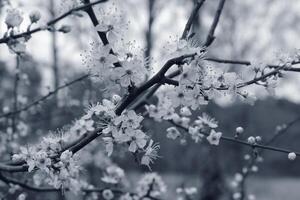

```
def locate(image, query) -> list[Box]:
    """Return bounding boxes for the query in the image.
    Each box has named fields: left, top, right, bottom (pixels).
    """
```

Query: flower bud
left=17, top=193, right=26, bottom=200
left=3, top=106, right=10, bottom=113
left=112, top=94, right=121, bottom=104
left=288, top=152, right=296, bottom=161
left=29, top=10, right=41, bottom=23
left=5, top=8, right=23, bottom=28
left=255, top=136, right=262, bottom=142
left=102, top=189, right=114, bottom=200
left=236, top=126, right=244, bottom=134
left=247, top=136, right=256, bottom=144
left=180, top=106, right=192, bottom=116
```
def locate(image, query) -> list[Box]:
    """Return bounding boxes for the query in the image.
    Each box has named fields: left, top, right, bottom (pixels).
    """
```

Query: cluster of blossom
left=172, top=60, right=248, bottom=108
left=58, top=0, right=81, bottom=14
left=162, top=44, right=300, bottom=111
left=247, top=135, right=262, bottom=145
left=101, top=165, right=125, bottom=184
left=57, top=169, right=164, bottom=200
left=3, top=7, right=72, bottom=55
left=0, top=185, right=28, bottom=200
left=1, top=120, right=29, bottom=139
left=68, top=96, right=158, bottom=168
left=146, top=96, right=222, bottom=146
left=3, top=8, right=38, bottom=54
left=135, top=172, right=167, bottom=198
left=248, top=49, right=300, bottom=96
left=163, top=38, right=260, bottom=107
left=84, top=42, right=149, bottom=93
left=84, top=5, right=150, bottom=94
left=232, top=192, right=256, bottom=200
left=12, top=137, right=82, bottom=192
left=168, top=112, right=222, bottom=145
left=95, top=5, right=128, bottom=45
left=176, top=186, right=198, bottom=200
left=64, top=95, right=159, bottom=170
left=84, top=172, right=166, bottom=200
left=7, top=91, right=162, bottom=195
left=100, top=108, right=160, bottom=167
left=230, top=153, right=261, bottom=200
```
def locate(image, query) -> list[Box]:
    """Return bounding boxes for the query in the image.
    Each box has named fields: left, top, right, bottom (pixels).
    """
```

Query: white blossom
left=288, top=152, right=296, bottom=161
left=195, top=113, right=218, bottom=129
left=101, top=165, right=125, bottom=184
left=29, top=10, right=41, bottom=23
left=136, top=173, right=166, bottom=198
left=102, top=189, right=114, bottom=200
left=236, top=127, right=244, bottom=134
left=166, top=127, right=181, bottom=140
left=141, top=140, right=160, bottom=169
left=247, top=136, right=256, bottom=145
left=207, top=129, right=222, bottom=145
left=5, top=8, right=23, bottom=28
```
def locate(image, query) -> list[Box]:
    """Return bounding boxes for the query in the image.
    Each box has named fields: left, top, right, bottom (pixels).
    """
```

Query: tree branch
left=0, top=74, right=89, bottom=119
left=181, top=0, right=206, bottom=40
left=205, top=57, right=300, bottom=72
left=0, top=0, right=108, bottom=44
left=203, top=0, right=226, bottom=47
left=115, top=53, right=196, bottom=115
left=169, top=120, right=300, bottom=157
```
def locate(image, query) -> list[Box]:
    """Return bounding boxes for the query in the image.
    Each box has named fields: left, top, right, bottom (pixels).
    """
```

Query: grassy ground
left=247, top=177, right=300, bottom=200
left=128, top=172, right=300, bottom=200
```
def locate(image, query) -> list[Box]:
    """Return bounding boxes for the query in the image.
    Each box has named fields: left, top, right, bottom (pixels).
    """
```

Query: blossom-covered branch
left=0, top=0, right=108, bottom=44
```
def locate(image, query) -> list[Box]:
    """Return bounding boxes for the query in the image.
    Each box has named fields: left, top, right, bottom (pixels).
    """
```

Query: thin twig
left=203, top=0, right=226, bottom=47
left=144, top=0, right=156, bottom=61
left=205, top=57, right=300, bottom=72
left=181, top=0, right=206, bottom=40
left=169, top=120, right=300, bottom=157
left=0, top=74, right=90, bottom=119
left=236, top=116, right=300, bottom=200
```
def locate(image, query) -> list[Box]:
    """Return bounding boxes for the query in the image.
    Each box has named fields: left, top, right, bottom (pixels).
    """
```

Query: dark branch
left=203, top=0, right=226, bottom=47
left=181, top=0, right=206, bottom=40
left=115, top=53, right=196, bottom=115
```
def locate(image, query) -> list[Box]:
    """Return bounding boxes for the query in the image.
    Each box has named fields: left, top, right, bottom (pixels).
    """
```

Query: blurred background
left=1, top=0, right=300, bottom=199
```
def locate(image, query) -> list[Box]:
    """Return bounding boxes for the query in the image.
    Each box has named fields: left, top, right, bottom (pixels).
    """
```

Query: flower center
left=126, top=69, right=133, bottom=75
left=108, top=25, right=114, bottom=31
left=99, top=56, right=106, bottom=63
